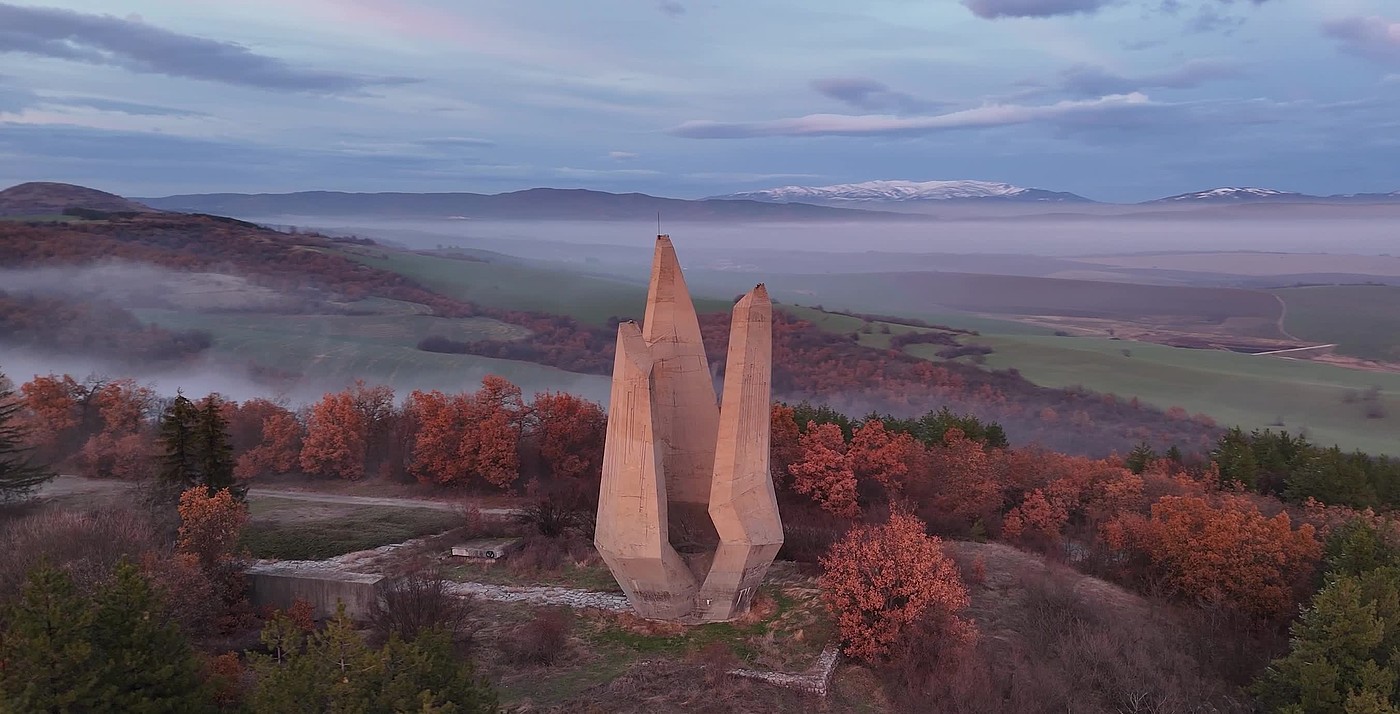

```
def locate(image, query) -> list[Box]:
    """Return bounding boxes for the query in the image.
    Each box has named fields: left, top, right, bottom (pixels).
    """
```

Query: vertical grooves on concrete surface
left=598, top=242, right=782, bottom=624
left=699, top=285, right=784, bottom=620
left=595, top=322, right=698, bottom=620
left=642, top=236, right=720, bottom=508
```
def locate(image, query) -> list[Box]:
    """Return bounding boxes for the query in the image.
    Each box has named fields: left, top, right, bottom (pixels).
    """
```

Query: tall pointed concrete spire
left=596, top=240, right=782, bottom=624
left=594, top=321, right=699, bottom=620
left=698, top=284, right=783, bottom=621
left=642, top=236, right=721, bottom=554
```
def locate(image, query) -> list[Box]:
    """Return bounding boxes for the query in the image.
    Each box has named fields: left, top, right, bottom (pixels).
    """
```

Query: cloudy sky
left=0, top=0, right=1397, bottom=201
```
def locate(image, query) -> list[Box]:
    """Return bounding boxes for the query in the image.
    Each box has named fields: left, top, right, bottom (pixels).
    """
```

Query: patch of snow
left=1161, top=187, right=1300, bottom=201
left=719, top=179, right=1032, bottom=203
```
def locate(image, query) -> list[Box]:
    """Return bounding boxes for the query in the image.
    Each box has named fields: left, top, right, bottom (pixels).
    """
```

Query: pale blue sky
left=1, top=0, right=1396, bottom=201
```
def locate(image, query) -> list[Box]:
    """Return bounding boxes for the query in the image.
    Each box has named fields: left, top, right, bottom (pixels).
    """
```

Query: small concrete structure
left=450, top=538, right=523, bottom=560
left=246, top=563, right=384, bottom=620
left=595, top=235, right=782, bottom=624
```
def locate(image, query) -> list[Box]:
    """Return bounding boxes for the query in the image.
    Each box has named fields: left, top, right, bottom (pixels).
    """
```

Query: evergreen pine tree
left=378, top=628, right=498, bottom=713
left=0, top=373, right=54, bottom=503
left=1253, top=567, right=1400, bottom=712
left=250, top=603, right=498, bottom=713
left=1213, top=427, right=1261, bottom=489
left=193, top=395, right=239, bottom=498
left=1125, top=442, right=1157, bottom=474
left=88, top=562, right=214, bottom=713
left=1166, top=445, right=1184, bottom=464
left=0, top=565, right=101, bottom=713
left=157, top=392, right=199, bottom=494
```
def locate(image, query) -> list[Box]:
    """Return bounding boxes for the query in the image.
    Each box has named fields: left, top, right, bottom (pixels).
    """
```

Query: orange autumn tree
left=917, top=428, right=1003, bottom=534
left=349, top=380, right=398, bottom=477
left=769, top=403, right=803, bottom=489
left=789, top=422, right=859, bottom=518
left=299, top=391, right=367, bottom=480
left=1002, top=453, right=1146, bottom=557
left=848, top=419, right=920, bottom=494
left=408, top=376, right=524, bottom=490
left=18, top=374, right=83, bottom=454
left=1104, top=494, right=1322, bottom=620
left=465, top=376, right=524, bottom=490
left=177, top=487, right=249, bottom=570
left=1002, top=489, right=1069, bottom=552
left=406, top=389, right=472, bottom=486
left=76, top=378, right=157, bottom=480
left=530, top=391, right=606, bottom=482
left=234, top=408, right=303, bottom=481
left=820, top=511, right=975, bottom=662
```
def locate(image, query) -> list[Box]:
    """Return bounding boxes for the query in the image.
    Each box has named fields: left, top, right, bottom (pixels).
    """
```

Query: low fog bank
left=0, top=262, right=301, bottom=312
left=242, top=215, right=1400, bottom=261
left=0, top=347, right=611, bottom=410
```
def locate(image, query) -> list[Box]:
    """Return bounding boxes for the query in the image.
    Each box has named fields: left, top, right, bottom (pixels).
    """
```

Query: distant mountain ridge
left=134, top=187, right=917, bottom=222
left=1145, top=187, right=1400, bottom=204
left=0, top=182, right=154, bottom=217
left=712, top=179, right=1095, bottom=204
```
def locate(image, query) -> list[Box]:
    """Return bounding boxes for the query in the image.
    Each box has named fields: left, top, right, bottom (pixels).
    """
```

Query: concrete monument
left=595, top=235, right=783, bottom=623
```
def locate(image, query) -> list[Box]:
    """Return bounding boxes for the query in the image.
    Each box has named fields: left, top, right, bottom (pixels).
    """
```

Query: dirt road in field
left=244, top=488, right=522, bottom=517
left=36, top=475, right=521, bottom=516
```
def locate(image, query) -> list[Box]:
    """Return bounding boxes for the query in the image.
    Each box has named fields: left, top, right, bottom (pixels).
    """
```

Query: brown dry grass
left=871, top=540, right=1262, bottom=714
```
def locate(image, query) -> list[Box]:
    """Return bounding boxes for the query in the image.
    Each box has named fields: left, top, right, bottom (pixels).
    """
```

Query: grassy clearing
left=442, top=559, right=621, bottom=592
left=908, top=334, right=1400, bottom=455
left=780, top=305, right=948, bottom=349
left=760, top=271, right=1280, bottom=324
left=581, top=584, right=831, bottom=669
left=241, top=498, right=459, bottom=560
left=1274, top=285, right=1400, bottom=361
left=472, top=576, right=834, bottom=709
left=134, top=307, right=605, bottom=392
left=337, top=249, right=733, bottom=325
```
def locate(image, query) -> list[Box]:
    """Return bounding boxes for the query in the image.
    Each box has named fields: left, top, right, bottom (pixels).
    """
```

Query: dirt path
left=34, top=476, right=522, bottom=517
left=444, top=582, right=631, bottom=612
left=247, top=488, right=522, bottom=517
left=1273, top=293, right=1301, bottom=341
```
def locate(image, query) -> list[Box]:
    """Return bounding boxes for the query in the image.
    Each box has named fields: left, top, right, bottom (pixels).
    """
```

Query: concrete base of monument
left=246, top=563, right=384, bottom=620
left=450, top=538, right=524, bottom=560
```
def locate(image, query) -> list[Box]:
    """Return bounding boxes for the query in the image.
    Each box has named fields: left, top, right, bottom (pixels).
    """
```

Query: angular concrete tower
left=594, top=236, right=783, bottom=623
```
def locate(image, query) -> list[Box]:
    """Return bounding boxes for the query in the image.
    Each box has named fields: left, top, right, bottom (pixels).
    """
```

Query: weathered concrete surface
left=246, top=564, right=384, bottom=620
left=642, top=236, right=722, bottom=554
left=698, top=285, right=784, bottom=621
left=444, top=582, right=631, bottom=613
left=594, top=321, right=700, bottom=621
left=451, top=538, right=523, bottom=560
left=596, top=236, right=782, bottom=623
left=729, top=643, right=841, bottom=697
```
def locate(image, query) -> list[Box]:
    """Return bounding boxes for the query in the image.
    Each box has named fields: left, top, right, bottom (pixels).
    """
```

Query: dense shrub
left=502, top=608, right=573, bottom=666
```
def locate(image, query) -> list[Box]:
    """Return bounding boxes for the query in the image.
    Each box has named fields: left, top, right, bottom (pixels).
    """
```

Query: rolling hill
left=134, top=188, right=916, bottom=222
left=713, top=179, right=1094, bottom=204
left=0, top=182, right=154, bottom=217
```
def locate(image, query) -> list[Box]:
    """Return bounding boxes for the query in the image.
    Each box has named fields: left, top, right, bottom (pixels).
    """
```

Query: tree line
left=5, top=366, right=1398, bottom=711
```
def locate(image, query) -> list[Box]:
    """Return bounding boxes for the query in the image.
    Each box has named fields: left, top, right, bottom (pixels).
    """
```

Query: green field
left=750, top=270, right=1281, bottom=325
left=339, top=249, right=731, bottom=326
left=242, top=497, right=460, bottom=560
left=907, top=334, right=1400, bottom=455
left=1274, top=285, right=1400, bottom=361
left=0, top=214, right=80, bottom=222
left=135, top=307, right=608, bottom=396
left=779, top=303, right=1052, bottom=340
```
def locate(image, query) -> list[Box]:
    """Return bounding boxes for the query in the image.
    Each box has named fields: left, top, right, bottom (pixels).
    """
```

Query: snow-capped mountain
left=711, top=180, right=1094, bottom=204
left=1145, top=187, right=1400, bottom=204
left=1147, top=187, right=1307, bottom=203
